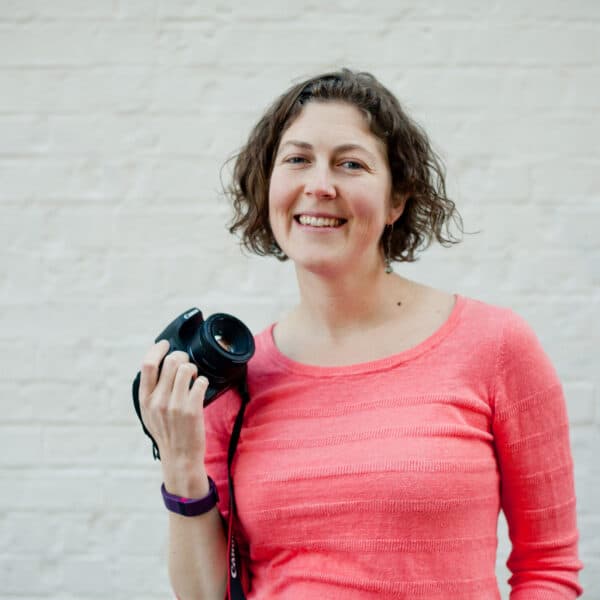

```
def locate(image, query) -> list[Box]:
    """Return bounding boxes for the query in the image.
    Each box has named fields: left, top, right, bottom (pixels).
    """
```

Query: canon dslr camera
left=132, top=308, right=255, bottom=459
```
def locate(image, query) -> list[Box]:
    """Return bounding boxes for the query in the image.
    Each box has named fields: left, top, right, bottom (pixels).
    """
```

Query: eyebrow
left=279, top=140, right=379, bottom=163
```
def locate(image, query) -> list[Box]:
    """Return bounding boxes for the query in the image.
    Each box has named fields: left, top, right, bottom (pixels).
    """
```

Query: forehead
left=280, top=101, right=386, bottom=157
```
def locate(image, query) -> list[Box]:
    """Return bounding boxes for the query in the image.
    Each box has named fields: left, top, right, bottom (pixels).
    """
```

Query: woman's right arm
left=139, top=340, right=228, bottom=600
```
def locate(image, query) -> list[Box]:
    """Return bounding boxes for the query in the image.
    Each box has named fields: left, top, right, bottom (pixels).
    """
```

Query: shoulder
left=403, top=281, right=513, bottom=337
left=449, top=294, right=553, bottom=370
left=454, top=294, right=539, bottom=347
left=460, top=297, right=552, bottom=369
left=457, top=297, right=562, bottom=411
left=455, top=293, right=514, bottom=327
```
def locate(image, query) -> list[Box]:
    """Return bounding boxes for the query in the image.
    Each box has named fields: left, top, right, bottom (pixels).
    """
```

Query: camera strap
left=226, top=380, right=250, bottom=600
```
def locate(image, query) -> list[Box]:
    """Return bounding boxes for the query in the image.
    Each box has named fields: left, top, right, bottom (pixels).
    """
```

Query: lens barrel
left=188, top=313, right=255, bottom=380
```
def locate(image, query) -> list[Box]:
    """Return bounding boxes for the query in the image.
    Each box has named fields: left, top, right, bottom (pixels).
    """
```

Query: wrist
left=161, top=476, right=219, bottom=517
left=162, top=463, right=210, bottom=498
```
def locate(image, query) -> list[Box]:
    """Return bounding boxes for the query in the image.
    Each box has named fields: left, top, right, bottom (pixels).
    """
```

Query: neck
left=290, top=263, right=413, bottom=340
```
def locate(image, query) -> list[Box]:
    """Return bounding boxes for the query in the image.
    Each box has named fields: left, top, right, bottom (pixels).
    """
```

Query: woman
left=139, top=69, right=583, bottom=599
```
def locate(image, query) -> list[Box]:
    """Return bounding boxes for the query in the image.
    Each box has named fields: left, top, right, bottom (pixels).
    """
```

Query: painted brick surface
left=1, top=1, right=598, bottom=597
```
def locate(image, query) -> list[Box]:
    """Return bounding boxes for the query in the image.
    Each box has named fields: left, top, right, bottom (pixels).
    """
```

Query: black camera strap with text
left=226, top=381, right=250, bottom=600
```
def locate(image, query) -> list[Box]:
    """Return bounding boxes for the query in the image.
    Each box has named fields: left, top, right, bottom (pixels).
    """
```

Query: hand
left=138, top=340, right=210, bottom=495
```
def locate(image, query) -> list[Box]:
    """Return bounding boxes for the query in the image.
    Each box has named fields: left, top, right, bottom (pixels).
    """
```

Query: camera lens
left=214, top=334, right=233, bottom=352
left=209, top=315, right=253, bottom=357
left=188, top=313, right=255, bottom=379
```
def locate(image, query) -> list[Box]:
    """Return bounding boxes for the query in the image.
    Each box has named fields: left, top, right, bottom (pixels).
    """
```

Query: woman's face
left=268, top=101, right=404, bottom=276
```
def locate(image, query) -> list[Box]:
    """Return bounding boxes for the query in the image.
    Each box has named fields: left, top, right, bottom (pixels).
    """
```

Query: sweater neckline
left=264, top=293, right=465, bottom=377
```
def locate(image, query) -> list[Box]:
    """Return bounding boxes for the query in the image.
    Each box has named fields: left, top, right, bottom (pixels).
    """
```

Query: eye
left=340, top=160, right=364, bottom=170
left=284, top=156, right=309, bottom=165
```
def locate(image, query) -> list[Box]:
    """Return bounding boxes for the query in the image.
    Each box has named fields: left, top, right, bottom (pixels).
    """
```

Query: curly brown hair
left=224, top=68, right=463, bottom=262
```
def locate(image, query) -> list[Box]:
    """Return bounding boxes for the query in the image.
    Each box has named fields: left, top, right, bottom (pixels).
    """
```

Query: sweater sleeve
left=491, top=310, right=583, bottom=599
left=203, top=388, right=239, bottom=523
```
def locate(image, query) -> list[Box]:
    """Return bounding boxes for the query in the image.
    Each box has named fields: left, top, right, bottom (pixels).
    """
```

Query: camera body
left=132, top=307, right=255, bottom=459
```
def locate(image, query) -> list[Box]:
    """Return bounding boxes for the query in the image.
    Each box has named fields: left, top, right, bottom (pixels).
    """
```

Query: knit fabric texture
left=203, top=295, right=583, bottom=599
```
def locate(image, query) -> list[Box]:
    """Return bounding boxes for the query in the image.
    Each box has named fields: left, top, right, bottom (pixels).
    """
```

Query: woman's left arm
left=492, top=310, right=584, bottom=599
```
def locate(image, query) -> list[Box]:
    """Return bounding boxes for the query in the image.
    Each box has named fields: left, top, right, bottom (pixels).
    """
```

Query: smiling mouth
left=295, top=215, right=347, bottom=228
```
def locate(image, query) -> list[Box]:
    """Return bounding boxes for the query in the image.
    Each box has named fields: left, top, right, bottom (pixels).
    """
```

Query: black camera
left=132, top=308, right=255, bottom=459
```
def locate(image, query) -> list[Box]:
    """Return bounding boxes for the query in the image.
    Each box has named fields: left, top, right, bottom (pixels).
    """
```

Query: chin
left=290, top=251, right=352, bottom=276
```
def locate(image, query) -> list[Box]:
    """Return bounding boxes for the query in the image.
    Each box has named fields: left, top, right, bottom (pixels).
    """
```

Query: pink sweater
left=203, top=295, right=583, bottom=599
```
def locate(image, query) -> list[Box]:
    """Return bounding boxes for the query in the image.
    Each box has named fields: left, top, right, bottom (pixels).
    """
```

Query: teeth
left=298, top=215, right=343, bottom=227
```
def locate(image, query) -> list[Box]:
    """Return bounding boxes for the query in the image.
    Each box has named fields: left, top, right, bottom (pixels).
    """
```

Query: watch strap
left=161, top=477, right=219, bottom=517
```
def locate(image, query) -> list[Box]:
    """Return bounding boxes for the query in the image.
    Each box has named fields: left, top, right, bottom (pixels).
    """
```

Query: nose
left=304, top=166, right=337, bottom=199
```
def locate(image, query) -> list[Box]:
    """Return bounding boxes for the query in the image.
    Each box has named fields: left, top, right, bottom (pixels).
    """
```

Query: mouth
left=294, top=214, right=347, bottom=228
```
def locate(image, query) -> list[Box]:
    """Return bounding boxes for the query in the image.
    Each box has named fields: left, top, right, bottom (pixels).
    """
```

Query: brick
left=109, top=207, right=229, bottom=251
left=111, top=513, right=167, bottom=555
left=0, top=24, right=157, bottom=66
left=577, top=514, right=600, bottom=557
left=56, top=511, right=168, bottom=559
left=392, top=67, right=600, bottom=111
left=433, top=114, right=600, bottom=158
left=119, top=157, right=223, bottom=200
left=571, top=428, right=600, bottom=516
left=116, top=0, right=159, bottom=20
left=1, top=254, right=43, bottom=301
left=531, top=158, right=600, bottom=203
left=42, top=425, right=149, bottom=466
left=151, top=66, right=226, bottom=110
left=103, top=470, right=164, bottom=510
left=430, top=24, right=600, bottom=66
left=0, top=67, right=154, bottom=113
left=0, top=208, right=45, bottom=250
left=464, top=205, right=600, bottom=259
left=580, top=558, right=600, bottom=593
left=149, top=68, right=273, bottom=113
left=159, top=0, right=307, bottom=21
left=0, top=116, right=48, bottom=155
left=0, top=2, right=36, bottom=21
left=0, top=512, right=66, bottom=556
left=0, top=426, right=43, bottom=464
left=46, top=115, right=159, bottom=157
left=113, top=555, right=172, bottom=595
left=490, top=0, right=600, bottom=21
left=0, top=557, right=60, bottom=595
left=0, top=158, right=130, bottom=203
left=35, top=0, right=116, bottom=20
left=0, top=338, right=34, bottom=380
left=564, top=383, right=596, bottom=425
left=59, top=557, right=115, bottom=596
left=0, top=468, right=159, bottom=511
left=452, top=161, right=531, bottom=202
left=0, top=380, right=132, bottom=424
left=149, top=114, right=251, bottom=156
left=506, top=299, right=600, bottom=380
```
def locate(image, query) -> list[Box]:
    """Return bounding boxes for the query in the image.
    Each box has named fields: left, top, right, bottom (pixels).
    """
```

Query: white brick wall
left=1, top=1, right=598, bottom=597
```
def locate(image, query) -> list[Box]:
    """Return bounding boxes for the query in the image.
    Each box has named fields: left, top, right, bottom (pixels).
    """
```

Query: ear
left=387, top=192, right=407, bottom=225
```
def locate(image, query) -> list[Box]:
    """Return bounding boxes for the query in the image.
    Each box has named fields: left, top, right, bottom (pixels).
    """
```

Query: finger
left=154, top=350, right=191, bottom=397
left=189, top=375, right=210, bottom=408
left=171, top=362, right=198, bottom=404
left=139, top=340, right=170, bottom=406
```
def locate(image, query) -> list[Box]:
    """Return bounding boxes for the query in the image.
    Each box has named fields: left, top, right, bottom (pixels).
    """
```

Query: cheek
left=350, top=190, right=389, bottom=226
left=268, top=170, right=292, bottom=212
left=268, top=175, right=294, bottom=237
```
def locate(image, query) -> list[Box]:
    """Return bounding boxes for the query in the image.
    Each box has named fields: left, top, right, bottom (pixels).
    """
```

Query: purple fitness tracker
left=161, top=477, right=219, bottom=517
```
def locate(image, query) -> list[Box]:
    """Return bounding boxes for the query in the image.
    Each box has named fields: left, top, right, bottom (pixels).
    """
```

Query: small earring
left=384, top=225, right=393, bottom=274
